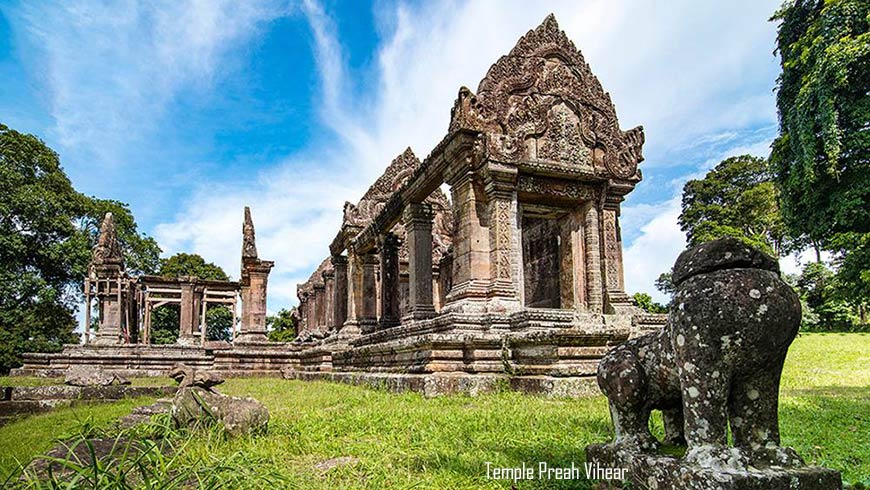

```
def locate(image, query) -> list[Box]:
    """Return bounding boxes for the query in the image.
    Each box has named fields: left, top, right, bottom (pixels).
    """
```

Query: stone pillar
left=89, top=213, right=127, bottom=345
left=94, top=289, right=122, bottom=345
left=584, top=203, right=604, bottom=313
left=342, top=252, right=364, bottom=337
left=444, top=171, right=490, bottom=307
left=331, top=255, right=348, bottom=331
left=484, top=164, right=520, bottom=305
left=379, top=233, right=401, bottom=329
left=237, top=261, right=274, bottom=343
left=313, top=284, right=326, bottom=332
left=237, top=206, right=275, bottom=343
left=323, top=269, right=335, bottom=332
left=297, top=291, right=309, bottom=336
left=360, top=252, right=379, bottom=333
left=439, top=248, right=453, bottom=307
left=602, top=206, right=624, bottom=292
left=177, top=279, right=198, bottom=345
left=403, top=203, right=436, bottom=320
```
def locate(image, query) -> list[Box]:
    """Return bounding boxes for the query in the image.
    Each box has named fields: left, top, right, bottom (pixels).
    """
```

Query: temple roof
left=449, top=14, right=644, bottom=180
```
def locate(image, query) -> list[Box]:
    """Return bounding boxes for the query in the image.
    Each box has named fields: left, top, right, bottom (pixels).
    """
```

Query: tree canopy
left=678, top=155, right=788, bottom=257
left=267, top=308, right=298, bottom=343
left=771, top=0, right=869, bottom=304
left=0, top=123, right=160, bottom=373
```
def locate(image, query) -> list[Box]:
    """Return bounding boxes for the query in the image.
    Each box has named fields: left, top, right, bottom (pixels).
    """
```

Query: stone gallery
left=16, top=15, right=666, bottom=395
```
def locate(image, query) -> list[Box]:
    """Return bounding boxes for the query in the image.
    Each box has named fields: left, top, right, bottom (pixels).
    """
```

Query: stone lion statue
left=597, top=237, right=804, bottom=470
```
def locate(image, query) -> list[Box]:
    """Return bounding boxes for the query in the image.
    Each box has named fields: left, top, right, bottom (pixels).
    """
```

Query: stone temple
left=15, top=15, right=666, bottom=396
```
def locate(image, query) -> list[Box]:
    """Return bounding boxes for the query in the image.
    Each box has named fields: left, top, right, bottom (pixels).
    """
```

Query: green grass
left=0, top=397, right=157, bottom=481
left=0, top=333, right=867, bottom=488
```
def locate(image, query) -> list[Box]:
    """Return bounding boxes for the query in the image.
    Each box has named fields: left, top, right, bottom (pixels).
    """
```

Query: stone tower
left=236, top=207, right=275, bottom=344
left=89, top=212, right=127, bottom=345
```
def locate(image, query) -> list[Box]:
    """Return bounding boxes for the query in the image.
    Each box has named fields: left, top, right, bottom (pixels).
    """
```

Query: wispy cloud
left=8, top=0, right=291, bottom=165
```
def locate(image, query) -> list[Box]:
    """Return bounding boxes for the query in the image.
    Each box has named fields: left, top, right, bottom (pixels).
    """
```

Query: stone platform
left=585, top=443, right=842, bottom=490
left=13, top=311, right=665, bottom=397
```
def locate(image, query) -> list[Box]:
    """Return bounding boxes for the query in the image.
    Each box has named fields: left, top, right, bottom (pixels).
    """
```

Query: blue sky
left=0, top=0, right=797, bottom=312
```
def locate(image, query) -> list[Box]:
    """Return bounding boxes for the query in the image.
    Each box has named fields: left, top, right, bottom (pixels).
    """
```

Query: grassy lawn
left=0, top=332, right=866, bottom=488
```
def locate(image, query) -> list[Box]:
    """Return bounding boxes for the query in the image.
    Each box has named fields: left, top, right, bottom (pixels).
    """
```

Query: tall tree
left=679, top=155, right=789, bottom=256
left=770, top=0, right=869, bottom=303
left=149, top=253, right=233, bottom=344
left=0, top=124, right=159, bottom=373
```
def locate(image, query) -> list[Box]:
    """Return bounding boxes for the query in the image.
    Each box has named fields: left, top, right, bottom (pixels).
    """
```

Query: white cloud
left=10, top=0, right=291, bottom=163
left=623, top=197, right=685, bottom=303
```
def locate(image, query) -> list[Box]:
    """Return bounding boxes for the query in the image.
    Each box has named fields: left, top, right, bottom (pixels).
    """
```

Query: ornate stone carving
left=516, top=175, right=598, bottom=201
left=448, top=14, right=644, bottom=180
left=92, top=212, right=123, bottom=266
left=242, top=206, right=257, bottom=259
left=343, top=148, right=421, bottom=228
left=602, top=209, right=621, bottom=291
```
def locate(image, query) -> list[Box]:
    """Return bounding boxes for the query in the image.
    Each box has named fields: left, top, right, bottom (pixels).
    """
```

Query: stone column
left=331, top=255, right=348, bottom=331
left=313, top=284, right=326, bottom=332
left=360, top=252, right=379, bottom=333
left=93, top=287, right=122, bottom=345
left=177, top=279, right=198, bottom=345
left=484, top=164, right=520, bottom=303
left=379, top=233, right=401, bottom=329
left=237, top=206, right=275, bottom=343
left=403, top=203, right=436, bottom=320
left=341, top=252, right=364, bottom=337
left=444, top=171, right=490, bottom=307
left=584, top=203, right=604, bottom=313
left=322, top=269, right=335, bottom=332
left=237, top=261, right=274, bottom=343
left=297, top=291, right=309, bottom=336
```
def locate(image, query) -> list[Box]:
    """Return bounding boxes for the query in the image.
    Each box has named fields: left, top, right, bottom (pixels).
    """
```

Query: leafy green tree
left=632, top=293, right=668, bottom=314
left=158, top=253, right=229, bottom=281
left=0, top=124, right=159, bottom=373
left=795, top=262, right=861, bottom=330
left=679, top=155, right=789, bottom=257
left=770, top=0, right=869, bottom=303
left=267, top=308, right=298, bottom=342
left=149, top=253, right=233, bottom=344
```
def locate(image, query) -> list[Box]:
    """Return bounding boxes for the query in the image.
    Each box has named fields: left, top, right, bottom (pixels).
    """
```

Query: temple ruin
left=15, top=15, right=666, bottom=395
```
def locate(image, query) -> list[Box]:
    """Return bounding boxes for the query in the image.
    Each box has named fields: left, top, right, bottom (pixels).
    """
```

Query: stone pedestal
left=585, top=443, right=842, bottom=490
left=92, top=296, right=122, bottom=345
left=237, top=262, right=274, bottom=344
left=403, top=203, right=436, bottom=320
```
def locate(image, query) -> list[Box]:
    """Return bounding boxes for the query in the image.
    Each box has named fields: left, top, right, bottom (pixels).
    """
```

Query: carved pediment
left=449, top=14, right=644, bottom=180
left=344, top=148, right=421, bottom=228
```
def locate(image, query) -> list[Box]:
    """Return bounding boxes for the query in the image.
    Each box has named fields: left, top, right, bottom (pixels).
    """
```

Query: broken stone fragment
left=168, top=362, right=268, bottom=436
left=64, top=365, right=130, bottom=387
